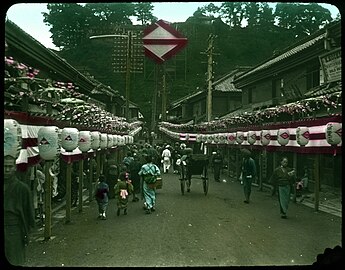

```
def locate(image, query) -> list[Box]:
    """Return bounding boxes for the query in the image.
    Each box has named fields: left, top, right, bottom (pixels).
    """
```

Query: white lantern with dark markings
left=277, top=128, right=290, bottom=146
left=296, top=126, right=310, bottom=146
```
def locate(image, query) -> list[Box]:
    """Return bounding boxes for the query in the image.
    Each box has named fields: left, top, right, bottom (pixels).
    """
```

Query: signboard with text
left=319, top=48, right=341, bottom=82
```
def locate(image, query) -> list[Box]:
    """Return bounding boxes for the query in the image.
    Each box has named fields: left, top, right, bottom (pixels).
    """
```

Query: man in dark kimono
left=4, top=155, right=35, bottom=266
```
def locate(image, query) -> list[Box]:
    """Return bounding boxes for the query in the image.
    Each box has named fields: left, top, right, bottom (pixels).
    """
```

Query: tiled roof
left=236, top=33, right=326, bottom=80
left=304, top=81, right=342, bottom=97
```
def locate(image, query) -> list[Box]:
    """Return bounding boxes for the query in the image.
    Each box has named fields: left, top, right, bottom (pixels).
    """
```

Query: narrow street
left=25, top=170, right=341, bottom=267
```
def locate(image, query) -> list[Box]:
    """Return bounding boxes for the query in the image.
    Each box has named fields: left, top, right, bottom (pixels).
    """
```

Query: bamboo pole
left=314, top=154, right=320, bottom=212
left=65, top=161, right=72, bottom=224
left=44, top=161, right=52, bottom=240
left=89, top=156, right=94, bottom=203
left=78, top=158, right=84, bottom=213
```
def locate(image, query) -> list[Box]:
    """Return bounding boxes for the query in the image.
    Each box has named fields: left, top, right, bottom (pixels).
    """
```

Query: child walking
left=114, top=172, right=134, bottom=216
left=94, top=175, right=109, bottom=220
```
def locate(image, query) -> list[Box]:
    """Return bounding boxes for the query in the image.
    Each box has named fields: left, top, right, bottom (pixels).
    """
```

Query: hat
left=166, top=145, right=170, bottom=149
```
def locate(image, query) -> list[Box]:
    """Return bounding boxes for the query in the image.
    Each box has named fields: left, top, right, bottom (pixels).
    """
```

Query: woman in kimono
left=269, top=156, right=296, bottom=219
left=138, top=155, right=161, bottom=214
left=114, top=172, right=134, bottom=216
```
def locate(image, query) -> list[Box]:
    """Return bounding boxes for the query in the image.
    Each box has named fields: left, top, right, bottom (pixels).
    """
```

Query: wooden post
left=96, top=150, right=101, bottom=180
left=65, top=161, right=72, bottom=224
left=78, top=158, right=84, bottom=213
left=259, top=151, right=263, bottom=191
left=89, top=156, right=94, bottom=203
left=44, top=161, right=52, bottom=240
left=206, top=34, right=214, bottom=122
left=314, top=154, right=320, bottom=212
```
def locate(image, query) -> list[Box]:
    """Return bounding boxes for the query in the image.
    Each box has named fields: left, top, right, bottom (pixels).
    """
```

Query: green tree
left=134, top=2, right=157, bottom=25
left=219, top=2, right=246, bottom=28
left=43, top=3, right=92, bottom=50
left=275, top=3, right=332, bottom=37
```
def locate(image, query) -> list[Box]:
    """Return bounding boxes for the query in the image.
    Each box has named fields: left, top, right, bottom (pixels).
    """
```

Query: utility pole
left=161, top=64, right=167, bottom=121
left=125, top=31, right=132, bottom=120
left=206, top=34, right=216, bottom=122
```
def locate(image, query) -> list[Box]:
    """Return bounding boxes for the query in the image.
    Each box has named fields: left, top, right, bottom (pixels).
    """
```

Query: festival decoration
left=61, top=127, right=79, bottom=152
left=247, top=131, right=257, bottom=145
left=227, top=133, right=236, bottom=145
left=236, top=131, right=244, bottom=144
left=277, top=128, right=290, bottom=146
left=78, top=131, right=92, bottom=152
left=4, top=119, right=22, bottom=158
left=107, top=134, right=113, bottom=148
left=325, top=122, right=342, bottom=145
left=260, top=130, right=271, bottom=146
left=100, top=133, right=108, bottom=149
left=90, top=131, right=101, bottom=150
left=296, top=126, right=310, bottom=146
left=37, top=126, right=61, bottom=160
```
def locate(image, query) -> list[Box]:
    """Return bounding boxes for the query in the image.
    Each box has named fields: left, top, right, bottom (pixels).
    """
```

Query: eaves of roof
left=304, top=81, right=342, bottom=98
left=235, top=32, right=326, bottom=82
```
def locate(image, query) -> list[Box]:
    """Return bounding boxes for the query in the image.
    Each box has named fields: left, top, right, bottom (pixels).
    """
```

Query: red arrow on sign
left=143, top=19, right=188, bottom=64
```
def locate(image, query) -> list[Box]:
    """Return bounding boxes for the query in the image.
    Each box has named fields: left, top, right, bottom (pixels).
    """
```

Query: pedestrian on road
left=94, top=174, right=109, bottom=220
left=138, top=155, right=161, bottom=214
left=211, top=149, right=223, bottom=182
left=4, top=155, right=35, bottom=266
left=128, top=152, right=142, bottom=202
left=114, top=172, right=134, bottom=216
left=161, top=145, right=172, bottom=173
left=240, top=149, right=257, bottom=204
left=269, top=156, right=296, bottom=219
left=123, top=151, right=134, bottom=170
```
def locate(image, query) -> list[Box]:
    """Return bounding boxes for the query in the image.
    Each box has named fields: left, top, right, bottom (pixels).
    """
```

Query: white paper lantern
left=107, top=134, right=113, bottom=148
left=236, top=131, right=244, bottom=144
left=4, top=119, right=22, bottom=159
left=112, top=134, right=118, bottom=146
left=213, top=134, right=220, bottom=143
left=227, top=133, right=236, bottom=145
left=260, top=130, right=271, bottom=146
left=100, top=133, right=108, bottom=149
left=247, top=131, right=257, bottom=145
left=219, top=133, right=227, bottom=144
left=38, top=126, right=60, bottom=160
left=277, top=128, right=290, bottom=146
left=207, top=134, right=214, bottom=144
left=196, top=134, right=203, bottom=143
left=78, top=131, right=92, bottom=152
left=201, top=134, right=208, bottom=143
left=61, top=127, right=79, bottom=152
left=90, top=131, right=100, bottom=150
left=325, top=122, right=342, bottom=145
left=296, top=126, right=310, bottom=146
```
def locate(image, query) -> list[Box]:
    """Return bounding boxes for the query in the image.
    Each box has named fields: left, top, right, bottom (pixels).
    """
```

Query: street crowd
left=5, top=138, right=306, bottom=266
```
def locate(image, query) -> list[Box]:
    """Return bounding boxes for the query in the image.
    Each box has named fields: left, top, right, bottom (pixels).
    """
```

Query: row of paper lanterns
left=4, top=119, right=134, bottom=161
left=201, top=124, right=341, bottom=146
left=162, top=123, right=342, bottom=147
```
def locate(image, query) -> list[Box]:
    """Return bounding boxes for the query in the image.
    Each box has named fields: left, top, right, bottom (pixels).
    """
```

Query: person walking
left=4, top=155, right=35, bottom=266
left=138, top=155, right=161, bottom=214
left=161, top=145, right=172, bottom=173
left=269, top=156, right=296, bottom=219
left=128, top=152, right=142, bottom=202
left=94, top=175, right=110, bottom=220
left=240, top=149, right=257, bottom=204
left=114, top=172, right=134, bottom=216
left=211, top=149, right=223, bottom=182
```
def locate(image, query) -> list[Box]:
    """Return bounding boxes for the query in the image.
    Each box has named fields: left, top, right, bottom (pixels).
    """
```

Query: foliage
left=42, top=2, right=336, bottom=122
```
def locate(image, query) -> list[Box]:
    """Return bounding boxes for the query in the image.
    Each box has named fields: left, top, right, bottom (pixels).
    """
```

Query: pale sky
left=5, top=2, right=340, bottom=50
